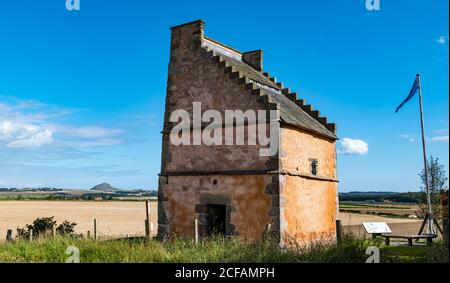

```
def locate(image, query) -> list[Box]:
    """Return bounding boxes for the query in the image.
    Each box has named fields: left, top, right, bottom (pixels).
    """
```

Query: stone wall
left=279, top=175, right=338, bottom=245
left=158, top=174, right=274, bottom=241
left=161, top=20, right=275, bottom=174
left=158, top=20, right=338, bottom=244
left=158, top=20, right=279, bottom=240
left=280, top=125, right=336, bottom=179
left=279, top=125, right=338, bottom=245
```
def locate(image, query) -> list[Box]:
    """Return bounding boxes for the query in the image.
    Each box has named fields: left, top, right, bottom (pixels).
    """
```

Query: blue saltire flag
left=395, top=76, right=419, bottom=113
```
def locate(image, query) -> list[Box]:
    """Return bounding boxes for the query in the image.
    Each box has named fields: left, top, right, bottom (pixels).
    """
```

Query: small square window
left=310, top=159, right=318, bottom=176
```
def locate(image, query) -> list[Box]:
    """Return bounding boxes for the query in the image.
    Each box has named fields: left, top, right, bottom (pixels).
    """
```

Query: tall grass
left=0, top=235, right=447, bottom=263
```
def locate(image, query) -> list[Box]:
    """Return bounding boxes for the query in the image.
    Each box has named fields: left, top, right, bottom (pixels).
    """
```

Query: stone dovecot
left=158, top=20, right=339, bottom=246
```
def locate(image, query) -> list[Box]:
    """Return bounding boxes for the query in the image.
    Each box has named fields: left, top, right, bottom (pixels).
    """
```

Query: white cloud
left=54, top=126, right=123, bottom=139
left=0, top=120, right=53, bottom=148
left=429, top=135, right=449, bottom=142
left=433, top=129, right=449, bottom=135
left=400, top=134, right=416, bottom=142
left=435, top=36, right=449, bottom=44
left=339, top=138, right=369, bottom=155
left=64, top=138, right=124, bottom=148
left=0, top=98, right=124, bottom=149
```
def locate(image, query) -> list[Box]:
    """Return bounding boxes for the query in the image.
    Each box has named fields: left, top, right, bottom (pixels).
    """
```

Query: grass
left=383, top=245, right=449, bottom=263
left=0, top=235, right=447, bottom=263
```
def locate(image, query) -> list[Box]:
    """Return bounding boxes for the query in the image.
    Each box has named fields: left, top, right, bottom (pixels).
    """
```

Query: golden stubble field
left=0, top=200, right=422, bottom=241
left=0, top=201, right=157, bottom=240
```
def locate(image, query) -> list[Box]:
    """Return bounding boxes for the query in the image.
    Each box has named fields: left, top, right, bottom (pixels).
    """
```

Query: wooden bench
left=383, top=234, right=437, bottom=246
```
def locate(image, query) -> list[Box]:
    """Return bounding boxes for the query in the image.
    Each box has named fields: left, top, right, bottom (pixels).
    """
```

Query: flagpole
left=417, top=73, right=434, bottom=234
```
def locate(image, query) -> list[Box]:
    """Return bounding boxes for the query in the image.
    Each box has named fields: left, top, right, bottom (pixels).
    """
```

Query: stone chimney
left=242, top=50, right=263, bottom=71
left=169, top=19, right=204, bottom=51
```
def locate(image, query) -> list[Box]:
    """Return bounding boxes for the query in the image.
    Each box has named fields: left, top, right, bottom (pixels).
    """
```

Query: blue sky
left=0, top=0, right=448, bottom=191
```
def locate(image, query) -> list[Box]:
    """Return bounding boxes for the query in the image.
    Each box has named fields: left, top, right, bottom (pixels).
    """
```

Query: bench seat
left=382, top=234, right=437, bottom=246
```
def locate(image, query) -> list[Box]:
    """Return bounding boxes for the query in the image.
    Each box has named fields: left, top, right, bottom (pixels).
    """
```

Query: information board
left=362, top=222, right=392, bottom=234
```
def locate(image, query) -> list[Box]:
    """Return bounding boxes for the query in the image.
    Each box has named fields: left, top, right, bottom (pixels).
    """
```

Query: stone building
left=158, top=20, right=339, bottom=245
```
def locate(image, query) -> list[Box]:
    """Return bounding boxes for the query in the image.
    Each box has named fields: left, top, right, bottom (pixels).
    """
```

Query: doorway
left=207, top=204, right=227, bottom=236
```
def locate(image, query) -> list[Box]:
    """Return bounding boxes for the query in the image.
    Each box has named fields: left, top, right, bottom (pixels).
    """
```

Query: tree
left=418, top=156, right=448, bottom=218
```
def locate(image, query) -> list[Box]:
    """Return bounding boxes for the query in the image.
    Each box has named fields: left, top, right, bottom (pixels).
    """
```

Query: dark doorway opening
left=207, top=204, right=227, bottom=236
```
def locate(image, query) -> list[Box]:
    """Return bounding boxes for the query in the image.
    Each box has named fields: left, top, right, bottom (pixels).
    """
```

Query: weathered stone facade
left=158, top=20, right=339, bottom=246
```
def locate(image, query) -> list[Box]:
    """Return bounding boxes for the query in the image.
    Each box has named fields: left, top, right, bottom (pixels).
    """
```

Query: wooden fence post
left=145, top=200, right=150, bottom=238
left=52, top=225, right=56, bottom=239
left=145, top=220, right=150, bottom=238
left=94, top=219, right=97, bottom=241
left=194, top=219, right=199, bottom=244
left=87, top=230, right=91, bottom=239
left=267, top=223, right=272, bottom=233
left=6, top=229, right=13, bottom=242
left=28, top=229, right=33, bottom=242
left=336, top=220, right=342, bottom=245
left=265, top=223, right=272, bottom=238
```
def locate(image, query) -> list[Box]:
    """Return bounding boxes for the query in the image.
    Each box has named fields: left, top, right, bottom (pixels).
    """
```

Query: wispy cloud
left=400, top=134, right=416, bottom=142
left=432, top=128, right=449, bottom=135
left=429, top=136, right=449, bottom=142
left=338, top=138, right=369, bottom=155
left=399, top=130, right=449, bottom=143
left=435, top=35, right=449, bottom=44
left=428, top=129, right=449, bottom=142
left=0, top=97, right=150, bottom=187
left=0, top=97, right=124, bottom=149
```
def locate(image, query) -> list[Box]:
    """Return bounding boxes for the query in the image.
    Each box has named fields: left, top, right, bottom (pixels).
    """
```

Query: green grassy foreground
left=0, top=235, right=447, bottom=263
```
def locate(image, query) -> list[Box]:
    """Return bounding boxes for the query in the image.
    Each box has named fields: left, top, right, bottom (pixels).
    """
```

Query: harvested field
left=0, top=201, right=157, bottom=241
left=0, top=201, right=426, bottom=242
left=339, top=212, right=420, bottom=226
left=340, top=203, right=419, bottom=218
left=339, top=212, right=422, bottom=237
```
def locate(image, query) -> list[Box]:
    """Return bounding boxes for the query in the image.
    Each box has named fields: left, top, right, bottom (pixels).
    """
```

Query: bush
left=16, top=216, right=78, bottom=240
left=56, top=221, right=77, bottom=235
left=30, top=217, right=57, bottom=237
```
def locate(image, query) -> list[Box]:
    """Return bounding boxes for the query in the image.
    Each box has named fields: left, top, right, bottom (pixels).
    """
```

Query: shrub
left=16, top=216, right=78, bottom=240
left=56, top=221, right=77, bottom=235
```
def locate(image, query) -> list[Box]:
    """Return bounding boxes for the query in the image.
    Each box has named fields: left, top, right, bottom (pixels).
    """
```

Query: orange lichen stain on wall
left=281, top=176, right=337, bottom=245
left=164, top=178, right=199, bottom=238
left=229, top=175, right=272, bottom=240
left=161, top=175, right=272, bottom=241
left=280, top=126, right=336, bottom=179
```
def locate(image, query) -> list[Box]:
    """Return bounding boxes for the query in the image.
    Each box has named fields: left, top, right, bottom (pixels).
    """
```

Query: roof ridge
left=203, top=36, right=243, bottom=55
left=199, top=46, right=279, bottom=111
left=203, top=41, right=336, bottom=133
left=198, top=46, right=336, bottom=137
left=260, top=73, right=336, bottom=133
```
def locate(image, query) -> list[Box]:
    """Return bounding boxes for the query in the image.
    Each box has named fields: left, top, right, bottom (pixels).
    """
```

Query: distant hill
left=90, top=183, right=119, bottom=192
